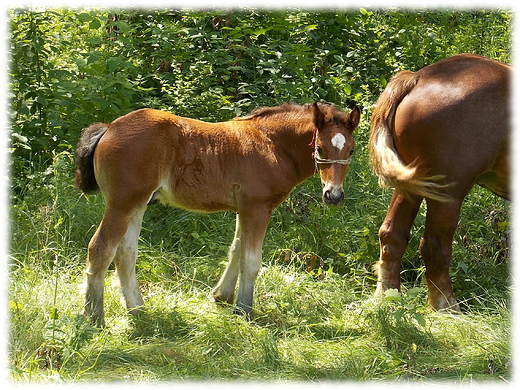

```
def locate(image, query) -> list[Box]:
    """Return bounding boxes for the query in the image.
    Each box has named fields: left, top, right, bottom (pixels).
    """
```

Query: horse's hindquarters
left=371, top=54, right=511, bottom=310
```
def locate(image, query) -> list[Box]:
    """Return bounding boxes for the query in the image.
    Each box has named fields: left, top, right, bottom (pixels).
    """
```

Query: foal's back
left=94, top=108, right=302, bottom=213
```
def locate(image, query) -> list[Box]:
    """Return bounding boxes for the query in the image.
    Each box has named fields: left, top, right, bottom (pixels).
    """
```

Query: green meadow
left=8, top=8, right=511, bottom=384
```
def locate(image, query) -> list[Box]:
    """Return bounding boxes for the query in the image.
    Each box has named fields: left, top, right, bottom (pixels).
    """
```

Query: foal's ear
left=346, top=106, right=361, bottom=132
left=312, top=102, right=326, bottom=130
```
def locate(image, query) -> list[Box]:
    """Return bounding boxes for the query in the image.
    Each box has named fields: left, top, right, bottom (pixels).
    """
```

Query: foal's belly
left=150, top=179, right=239, bottom=213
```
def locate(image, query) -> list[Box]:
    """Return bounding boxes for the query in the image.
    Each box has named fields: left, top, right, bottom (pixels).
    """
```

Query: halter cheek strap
left=309, top=128, right=352, bottom=166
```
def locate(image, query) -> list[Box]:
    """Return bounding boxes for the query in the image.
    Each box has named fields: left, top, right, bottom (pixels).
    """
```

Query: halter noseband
left=314, top=153, right=352, bottom=165
left=309, top=129, right=352, bottom=166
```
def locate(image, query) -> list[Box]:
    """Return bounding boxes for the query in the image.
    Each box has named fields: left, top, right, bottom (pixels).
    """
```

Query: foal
left=76, top=102, right=360, bottom=324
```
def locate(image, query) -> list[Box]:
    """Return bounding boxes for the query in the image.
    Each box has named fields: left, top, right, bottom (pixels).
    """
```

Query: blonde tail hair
left=369, top=71, right=451, bottom=202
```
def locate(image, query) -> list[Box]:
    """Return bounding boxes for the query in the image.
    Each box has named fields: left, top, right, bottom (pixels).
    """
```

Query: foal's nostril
left=337, top=191, right=345, bottom=203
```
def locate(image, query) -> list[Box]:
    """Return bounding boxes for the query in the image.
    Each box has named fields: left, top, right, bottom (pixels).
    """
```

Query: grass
left=8, top=130, right=511, bottom=383
left=8, top=263, right=511, bottom=383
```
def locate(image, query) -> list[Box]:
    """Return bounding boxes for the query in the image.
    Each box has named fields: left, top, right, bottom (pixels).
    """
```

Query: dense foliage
left=8, top=8, right=512, bottom=383
left=9, top=8, right=511, bottom=187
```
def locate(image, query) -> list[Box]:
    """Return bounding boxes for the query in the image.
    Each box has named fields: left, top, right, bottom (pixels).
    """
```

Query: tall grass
left=8, top=122, right=511, bottom=383
left=8, top=262, right=511, bottom=382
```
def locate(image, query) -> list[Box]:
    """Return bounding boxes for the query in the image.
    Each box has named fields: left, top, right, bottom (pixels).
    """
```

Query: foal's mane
left=235, top=103, right=349, bottom=124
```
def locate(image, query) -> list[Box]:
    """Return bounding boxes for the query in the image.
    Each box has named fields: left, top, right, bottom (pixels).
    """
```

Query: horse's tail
left=75, top=123, right=108, bottom=194
left=369, top=71, right=451, bottom=202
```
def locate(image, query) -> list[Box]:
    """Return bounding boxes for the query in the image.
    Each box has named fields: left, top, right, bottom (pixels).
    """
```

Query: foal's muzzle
left=323, top=185, right=345, bottom=206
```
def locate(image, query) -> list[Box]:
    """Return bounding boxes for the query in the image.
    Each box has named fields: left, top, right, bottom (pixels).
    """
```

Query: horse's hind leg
left=84, top=207, right=133, bottom=325
left=375, top=190, right=422, bottom=295
left=421, top=199, right=462, bottom=311
left=113, top=207, right=146, bottom=315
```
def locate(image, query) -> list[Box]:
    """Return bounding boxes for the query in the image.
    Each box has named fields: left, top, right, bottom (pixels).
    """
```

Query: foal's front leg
left=212, top=215, right=241, bottom=304
left=234, top=208, right=272, bottom=316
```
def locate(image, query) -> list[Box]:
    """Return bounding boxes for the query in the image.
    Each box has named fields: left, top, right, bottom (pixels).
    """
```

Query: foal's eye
left=349, top=148, right=355, bottom=156
left=316, top=146, right=323, bottom=155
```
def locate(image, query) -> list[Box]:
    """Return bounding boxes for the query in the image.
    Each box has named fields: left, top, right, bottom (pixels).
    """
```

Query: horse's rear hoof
left=432, top=302, right=461, bottom=313
left=428, top=295, right=461, bottom=312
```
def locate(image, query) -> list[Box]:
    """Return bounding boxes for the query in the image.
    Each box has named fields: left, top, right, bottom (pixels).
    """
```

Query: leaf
left=77, top=13, right=92, bottom=23
left=497, top=221, right=509, bottom=232
left=414, top=312, right=426, bottom=327
left=393, top=308, right=404, bottom=322
left=304, top=24, right=318, bottom=32
left=49, top=307, right=59, bottom=320
left=407, top=287, right=424, bottom=298
left=35, top=95, right=48, bottom=105
left=88, top=38, right=102, bottom=46
left=384, top=289, right=401, bottom=301
left=253, top=27, right=273, bottom=36
left=11, top=132, right=28, bottom=143
left=107, top=57, right=121, bottom=72
left=89, top=18, right=102, bottom=30
left=114, top=20, right=130, bottom=33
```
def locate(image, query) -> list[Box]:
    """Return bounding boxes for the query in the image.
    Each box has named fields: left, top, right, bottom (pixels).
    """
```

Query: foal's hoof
left=211, top=289, right=235, bottom=306
left=128, top=306, right=146, bottom=317
left=84, top=312, right=105, bottom=328
left=233, top=304, right=254, bottom=321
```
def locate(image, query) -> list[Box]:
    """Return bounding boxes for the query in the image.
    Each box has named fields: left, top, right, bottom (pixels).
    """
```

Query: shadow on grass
left=127, top=309, right=192, bottom=341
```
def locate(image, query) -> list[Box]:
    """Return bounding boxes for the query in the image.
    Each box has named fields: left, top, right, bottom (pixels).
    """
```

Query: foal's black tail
left=75, top=123, right=108, bottom=194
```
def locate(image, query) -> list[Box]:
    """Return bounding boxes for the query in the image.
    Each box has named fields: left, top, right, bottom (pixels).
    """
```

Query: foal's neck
left=262, top=119, right=317, bottom=182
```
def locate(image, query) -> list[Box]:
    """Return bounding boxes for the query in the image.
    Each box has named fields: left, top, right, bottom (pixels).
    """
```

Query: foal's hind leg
left=375, top=190, right=422, bottom=295
left=212, top=215, right=241, bottom=304
left=420, top=199, right=462, bottom=311
left=84, top=207, right=133, bottom=325
left=113, top=207, right=146, bottom=315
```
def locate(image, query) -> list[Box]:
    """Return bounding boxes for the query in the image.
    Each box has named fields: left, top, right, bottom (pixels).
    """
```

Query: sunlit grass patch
left=9, top=150, right=511, bottom=384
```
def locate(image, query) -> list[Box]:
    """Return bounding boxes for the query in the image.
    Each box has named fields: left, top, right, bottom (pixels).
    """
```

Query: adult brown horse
left=369, top=53, right=510, bottom=311
left=76, top=102, right=360, bottom=324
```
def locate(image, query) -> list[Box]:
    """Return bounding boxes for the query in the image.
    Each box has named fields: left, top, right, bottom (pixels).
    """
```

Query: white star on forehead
left=331, top=133, right=346, bottom=151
